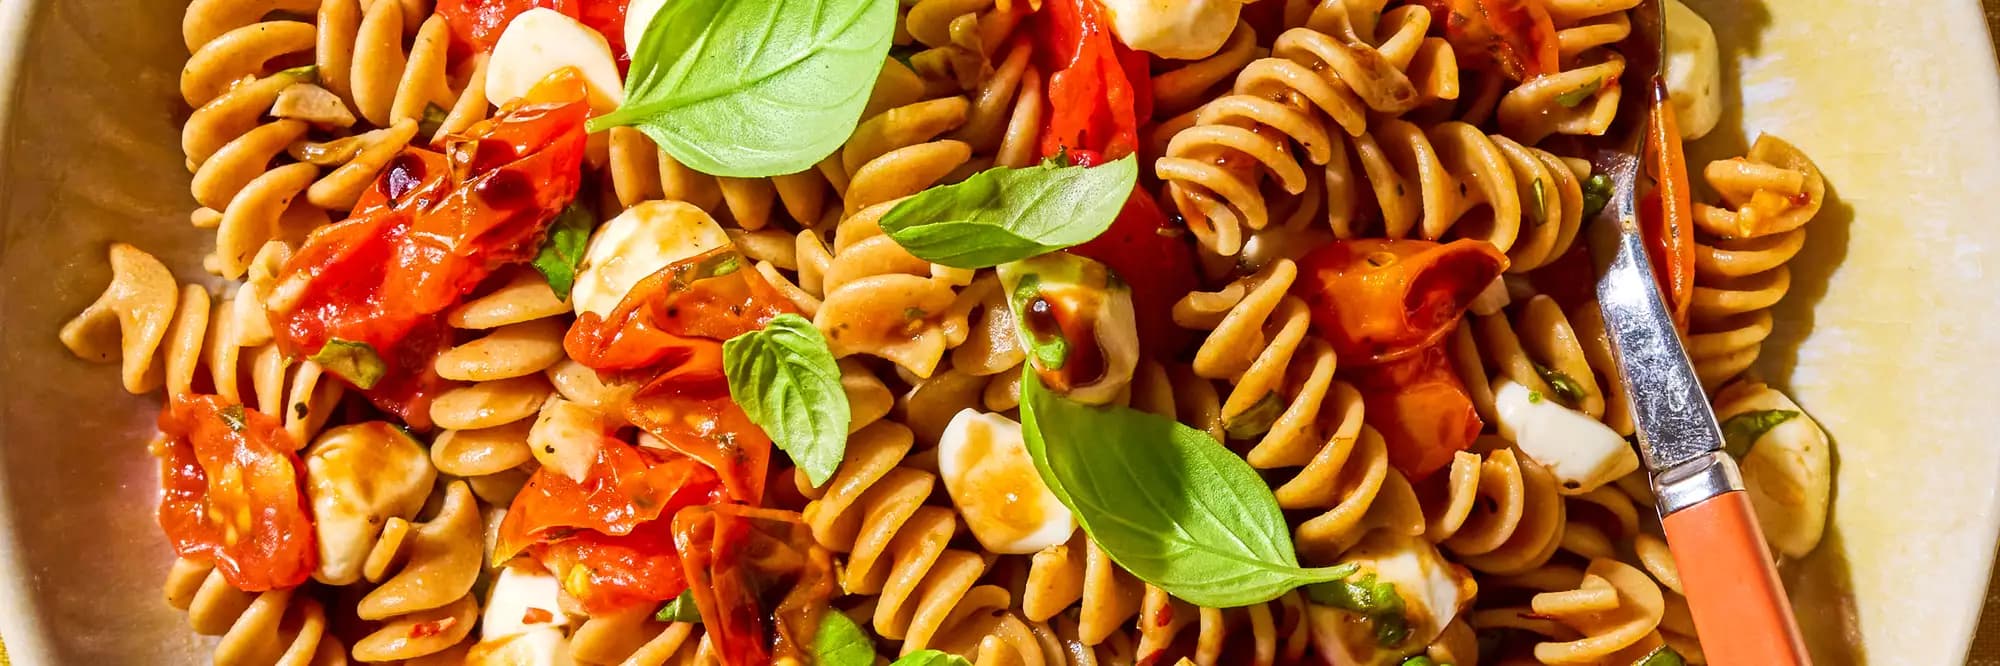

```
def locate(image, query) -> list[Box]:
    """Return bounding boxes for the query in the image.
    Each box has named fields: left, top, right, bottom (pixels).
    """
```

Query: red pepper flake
left=410, top=616, right=457, bottom=639
left=522, top=607, right=555, bottom=625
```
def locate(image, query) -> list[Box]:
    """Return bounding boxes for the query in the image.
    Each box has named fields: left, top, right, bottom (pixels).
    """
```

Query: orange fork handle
left=1661, top=490, right=1812, bottom=665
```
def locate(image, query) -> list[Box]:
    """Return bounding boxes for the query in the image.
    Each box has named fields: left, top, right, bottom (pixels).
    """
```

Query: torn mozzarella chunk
left=1492, top=379, right=1638, bottom=494
left=303, top=422, right=436, bottom=585
left=1307, top=531, right=1476, bottom=663
left=937, top=409, right=1075, bottom=554
left=481, top=566, right=575, bottom=641
left=570, top=200, right=732, bottom=319
left=1663, top=0, right=1722, bottom=140
left=487, top=7, right=624, bottom=114
left=527, top=396, right=607, bottom=483
left=1092, top=0, right=1242, bottom=60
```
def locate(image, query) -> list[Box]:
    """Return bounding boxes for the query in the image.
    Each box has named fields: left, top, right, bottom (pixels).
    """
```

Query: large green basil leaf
left=878, top=156, right=1137, bottom=269
left=812, top=610, right=876, bottom=666
left=588, top=0, right=895, bottom=177
left=1018, top=370, right=1352, bottom=607
left=722, top=313, right=850, bottom=487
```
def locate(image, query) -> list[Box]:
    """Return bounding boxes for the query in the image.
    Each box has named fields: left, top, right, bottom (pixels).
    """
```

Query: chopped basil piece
left=653, top=590, right=700, bottom=623
left=275, top=64, right=318, bottom=82
left=1009, top=274, right=1069, bottom=370
left=812, top=610, right=876, bottom=666
left=1534, top=363, right=1586, bottom=407
left=311, top=338, right=387, bottom=390
left=890, top=651, right=973, bottom=666
left=530, top=205, right=594, bottom=301
left=417, top=103, right=449, bottom=139
left=1401, top=657, right=1441, bottom=666
left=1555, top=77, right=1603, bottom=108
left=1581, top=173, right=1613, bottom=219
left=1306, top=572, right=1409, bottom=648
left=1224, top=392, right=1286, bottom=440
left=1721, top=409, right=1801, bottom=459
left=219, top=404, right=246, bottom=433
left=1528, top=389, right=1545, bottom=404
left=1528, top=178, right=1548, bottom=226
left=1635, top=645, right=1686, bottom=666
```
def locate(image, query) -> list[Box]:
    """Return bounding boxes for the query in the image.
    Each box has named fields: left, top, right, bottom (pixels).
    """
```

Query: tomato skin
left=269, top=70, right=588, bottom=425
left=155, top=394, right=316, bottom=592
left=1068, top=188, right=1200, bottom=357
left=1293, top=239, right=1509, bottom=365
left=673, top=505, right=835, bottom=666
left=435, top=0, right=632, bottom=60
left=1348, top=344, right=1483, bottom=479
left=1292, top=239, right=1504, bottom=479
left=565, top=248, right=798, bottom=504
left=1413, top=0, right=1559, bottom=81
left=1034, top=0, right=1151, bottom=161
left=529, top=518, right=689, bottom=615
left=495, top=439, right=723, bottom=562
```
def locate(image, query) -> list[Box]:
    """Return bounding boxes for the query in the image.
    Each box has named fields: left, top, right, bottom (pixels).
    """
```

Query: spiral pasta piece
left=347, top=481, right=486, bottom=662
left=427, top=268, right=573, bottom=504
left=1687, top=135, right=1826, bottom=390
left=1157, top=0, right=1455, bottom=256
left=1425, top=443, right=1567, bottom=575
left=1448, top=293, right=1633, bottom=436
left=569, top=609, right=715, bottom=666
left=1526, top=558, right=1669, bottom=664
left=162, top=558, right=346, bottom=666
left=62, top=243, right=343, bottom=443
left=1632, top=533, right=1706, bottom=664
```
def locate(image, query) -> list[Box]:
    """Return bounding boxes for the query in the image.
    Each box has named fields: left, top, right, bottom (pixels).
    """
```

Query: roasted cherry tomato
left=1033, top=0, right=1152, bottom=161
left=1348, top=344, right=1484, bottom=479
left=1642, top=77, right=1695, bottom=330
left=1068, top=188, right=1200, bottom=357
left=155, top=394, right=316, bottom=592
left=1413, top=0, right=1559, bottom=81
left=565, top=247, right=797, bottom=503
left=269, top=69, right=588, bottom=426
left=1293, top=239, right=1510, bottom=365
left=673, top=505, right=835, bottom=666
left=495, top=439, right=723, bottom=561
left=436, top=0, right=633, bottom=60
left=1293, top=239, right=1505, bottom=479
left=528, top=518, right=688, bottom=615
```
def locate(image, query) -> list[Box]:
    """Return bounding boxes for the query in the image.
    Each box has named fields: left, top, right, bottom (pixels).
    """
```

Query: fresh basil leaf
left=1018, top=370, right=1352, bottom=607
left=890, top=650, right=973, bottom=666
left=1527, top=177, right=1547, bottom=227
left=1635, top=645, right=1686, bottom=666
left=531, top=205, right=594, bottom=301
left=590, top=0, right=895, bottom=178
left=879, top=156, right=1139, bottom=269
left=1581, top=173, right=1613, bottom=219
left=1223, top=392, right=1285, bottom=440
left=722, top=313, right=850, bottom=487
left=1555, top=77, right=1602, bottom=108
left=275, top=64, right=318, bottom=82
left=653, top=590, right=700, bottom=623
left=1533, top=363, right=1585, bottom=407
left=1307, top=573, right=1408, bottom=647
left=812, top=610, right=876, bottom=666
left=219, top=404, right=246, bottom=433
left=311, top=338, right=386, bottom=389
left=1720, top=409, right=1800, bottom=459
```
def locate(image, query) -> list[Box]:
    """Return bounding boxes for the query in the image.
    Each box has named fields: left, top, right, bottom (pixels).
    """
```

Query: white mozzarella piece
left=1305, top=531, right=1475, bottom=663
left=527, top=396, right=607, bottom=483
left=486, top=8, right=624, bottom=114
left=1663, top=0, right=1722, bottom=140
left=467, top=626, right=576, bottom=666
left=625, top=0, right=669, bottom=61
left=937, top=409, right=1076, bottom=554
left=303, top=422, right=437, bottom=585
left=481, top=566, right=575, bottom=641
left=1092, top=0, right=1242, bottom=60
left=570, top=200, right=732, bottom=319
left=1492, top=379, right=1639, bottom=494
left=1724, top=387, right=1832, bottom=558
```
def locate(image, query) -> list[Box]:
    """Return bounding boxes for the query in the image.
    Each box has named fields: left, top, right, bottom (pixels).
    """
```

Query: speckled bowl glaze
left=1, top=0, right=1998, bottom=663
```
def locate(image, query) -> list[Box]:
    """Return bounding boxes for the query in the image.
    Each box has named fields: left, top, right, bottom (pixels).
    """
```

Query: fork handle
left=1661, top=489, right=1813, bottom=665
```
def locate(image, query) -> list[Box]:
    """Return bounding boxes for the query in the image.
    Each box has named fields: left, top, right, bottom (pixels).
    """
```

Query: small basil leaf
left=812, top=610, right=876, bottom=666
left=1527, top=177, right=1547, bottom=226
left=653, top=590, right=700, bottom=623
left=1636, top=645, right=1686, bottom=666
left=531, top=204, right=594, bottom=300
left=890, top=650, right=973, bottom=666
left=1555, top=77, right=1603, bottom=108
left=1721, top=409, right=1800, bottom=459
left=722, top=313, right=850, bottom=487
left=311, top=338, right=386, bottom=389
left=219, top=404, right=247, bottom=433
left=1018, top=369, right=1352, bottom=607
left=1581, top=173, right=1613, bottom=219
left=417, top=103, right=450, bottom=139
left=1532, top=362, right=1586, bottom=407
left=276, top=64, right=318, bottom=82
left=590, top=0, right=896, bottom=178
left=1307, top=573, right=1409, bottom=647
left=1224, top=392, right=1285, bottom=440
left=879, top=156, right=1139, bottom=269
left=1400, top=657, right=1440, bottom=666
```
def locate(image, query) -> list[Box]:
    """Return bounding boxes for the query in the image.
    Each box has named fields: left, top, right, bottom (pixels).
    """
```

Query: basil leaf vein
left=879, top=156, right=1138, bottom=269
left=590, top=0, right=895, bottom=177
left=722, top=313, right=850, bottom=487
left=1019, top=370, right=1349, bottom=607
left=531, top=204, right=594, bottom=301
